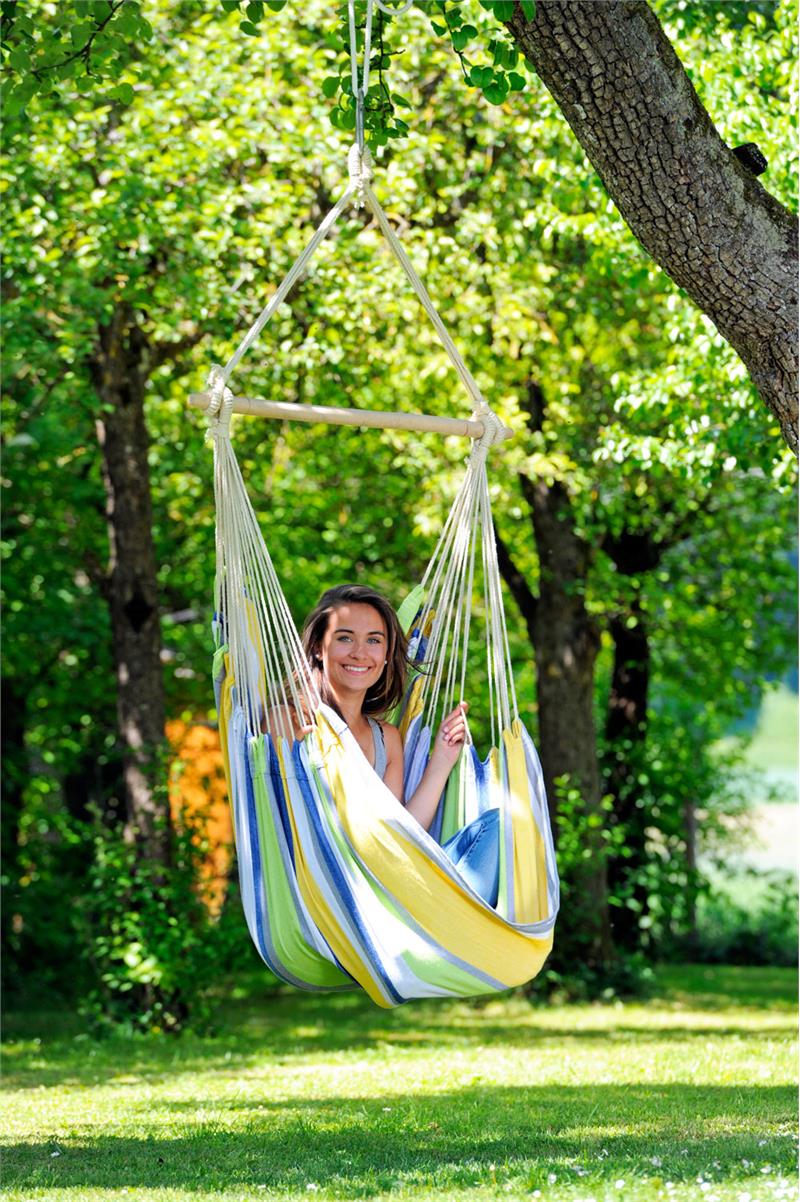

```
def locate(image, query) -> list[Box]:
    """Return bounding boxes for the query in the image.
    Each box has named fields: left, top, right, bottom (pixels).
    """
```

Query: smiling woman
left=267, top=583, right=477, bottom=842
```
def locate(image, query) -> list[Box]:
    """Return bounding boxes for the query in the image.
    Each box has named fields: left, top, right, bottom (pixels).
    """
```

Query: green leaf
left=114, top=7, right=142, bottom=37
left=469, top=64, right=494, bottom=88
left=483, top=73, right=509, bottom=104
left=521, top=0, right=536, bottom=20
left=482, top=0, right=515, bottom=18
left=322, top=75, right=340, bottom=98
left=8, top=47, right=31, bottom=74
left=5, top=85, right=31, bottom=116
left=246, top=1, right=264, bottom=21
left=392, top=92, right=413, bottom=108
left=451, top=28, right=469, bottom=51
left=107, top=83, right=135, bottom=105
left=70, top=24, right=93, bottom=52
left=508, top=71, right=526, bottom=91
left=431, top=22, right=447, bottom=35
left=265, top=0, right=287, bottom=9
left=220, top=1, right=240, bottom=10
left=239, top=19, right=260, bottom=35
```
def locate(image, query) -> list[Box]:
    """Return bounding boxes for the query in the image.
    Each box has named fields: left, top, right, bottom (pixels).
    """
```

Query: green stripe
left=251, top=737, right=350, bottom=989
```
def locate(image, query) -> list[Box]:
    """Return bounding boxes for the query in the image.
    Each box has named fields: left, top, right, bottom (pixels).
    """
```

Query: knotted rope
left=205, top=363, right=234, bottom=443
left=348, top=142, right=373, bottom=208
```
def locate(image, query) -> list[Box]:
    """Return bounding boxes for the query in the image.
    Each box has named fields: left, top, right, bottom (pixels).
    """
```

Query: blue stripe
left=238, top=722, right=275, bottom=973
left=291, top=739, right=402, bottom=1005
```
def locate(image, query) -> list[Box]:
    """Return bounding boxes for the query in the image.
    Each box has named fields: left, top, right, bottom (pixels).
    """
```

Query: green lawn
left=2, top=966, right=797, bottom=1202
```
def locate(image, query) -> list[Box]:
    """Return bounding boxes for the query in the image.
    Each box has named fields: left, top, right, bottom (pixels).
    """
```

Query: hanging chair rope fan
left=192, top=0, right=559, bottom=1006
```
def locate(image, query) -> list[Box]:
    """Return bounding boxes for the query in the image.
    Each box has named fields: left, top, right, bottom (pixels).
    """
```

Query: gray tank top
left=366, top=716, right=387, bottom=780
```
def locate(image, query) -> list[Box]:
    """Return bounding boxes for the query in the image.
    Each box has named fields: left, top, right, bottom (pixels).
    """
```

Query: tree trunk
left=89, top=305, right=169, bottom=864
left=496, top=380, right=614, bottom=969
left=526, top=471, right=613, bottom=966
left=604, top=605, right=651, bottom=951
left=507, top=0, right=798, bottom=452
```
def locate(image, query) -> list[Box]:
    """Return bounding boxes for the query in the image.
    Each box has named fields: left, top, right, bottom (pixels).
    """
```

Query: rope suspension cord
left=203, top=0, right=517, bottom=743
left=197, top=0, right=511, bottom=446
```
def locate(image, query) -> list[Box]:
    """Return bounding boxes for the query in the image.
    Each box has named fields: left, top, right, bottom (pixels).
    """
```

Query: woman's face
left=319, top=603, right=388, bottom=698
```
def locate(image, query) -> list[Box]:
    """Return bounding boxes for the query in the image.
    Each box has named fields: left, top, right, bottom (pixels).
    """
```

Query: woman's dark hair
left=301, top=584, right=408, bottom=719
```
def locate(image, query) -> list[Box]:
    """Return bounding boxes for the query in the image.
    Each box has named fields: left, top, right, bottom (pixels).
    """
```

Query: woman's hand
left=431, top=701, right=470, bottom=769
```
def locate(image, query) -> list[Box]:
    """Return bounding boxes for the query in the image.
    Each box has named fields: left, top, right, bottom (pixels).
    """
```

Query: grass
left=2, top=965, right=797, bottom=1202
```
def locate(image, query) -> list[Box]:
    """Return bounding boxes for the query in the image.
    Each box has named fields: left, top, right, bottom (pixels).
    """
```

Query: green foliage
left=77, top=798, right=247, bottom=1035
left=426, top=1, right=535, bottom=112
left=0, top=0, right=153, bottom=116
left=688, top=870, right=799, bottom=967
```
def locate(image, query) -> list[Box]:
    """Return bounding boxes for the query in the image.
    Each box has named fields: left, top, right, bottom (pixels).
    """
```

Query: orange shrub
left=166, top=719, right=233, bottom=916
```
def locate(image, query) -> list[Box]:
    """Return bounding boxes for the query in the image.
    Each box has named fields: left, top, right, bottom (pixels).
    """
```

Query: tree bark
left=526, top=472, right=613, bottom=965
left=89, top=305, right=169, bottom=864
left=604, top=605, right=651, bottom=951
left=507, top=0, right=798, bottom=452
left=499, top=380, right=614, bottom=968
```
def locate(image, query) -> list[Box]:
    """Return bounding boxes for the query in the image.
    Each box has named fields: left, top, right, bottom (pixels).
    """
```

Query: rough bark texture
left=507, top=0, right=798, bottom=452
left=89, top=306, right=168, bottom=864
left=604, top=606, right=650, bottom=951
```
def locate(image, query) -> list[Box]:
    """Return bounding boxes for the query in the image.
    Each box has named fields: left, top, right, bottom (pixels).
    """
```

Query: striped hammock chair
left=195, top=6, right=558, bottom=1007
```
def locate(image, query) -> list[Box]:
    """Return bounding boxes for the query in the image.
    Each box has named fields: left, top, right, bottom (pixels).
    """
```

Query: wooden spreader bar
left=189, top=392, right=513, bottom=442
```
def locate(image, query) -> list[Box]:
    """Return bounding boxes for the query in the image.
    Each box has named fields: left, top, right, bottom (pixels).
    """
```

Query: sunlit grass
left=2, top=965, right=796, bottom=1202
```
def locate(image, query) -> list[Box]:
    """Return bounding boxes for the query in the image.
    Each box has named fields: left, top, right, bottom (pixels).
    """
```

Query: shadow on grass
left=3, top=1083, right=796, bottom=1195
left=3, top=965, right=798, bottom=1091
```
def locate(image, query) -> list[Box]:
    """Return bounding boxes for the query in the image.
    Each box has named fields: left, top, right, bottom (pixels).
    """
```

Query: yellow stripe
left=505, top=721, right=550, bottom=924
left=319, top=715, right=552, bottom=989
left=276, top=731, right=390, bottom=1007
left=398, top=675, right=425, bottom=740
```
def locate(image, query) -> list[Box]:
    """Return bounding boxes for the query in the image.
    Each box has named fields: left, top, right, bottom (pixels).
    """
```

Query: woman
left=268, top=583, right=499, bottom=905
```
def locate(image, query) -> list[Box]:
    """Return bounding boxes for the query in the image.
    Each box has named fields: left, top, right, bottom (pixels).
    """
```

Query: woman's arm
left=383, top=702, right=469, bottom=831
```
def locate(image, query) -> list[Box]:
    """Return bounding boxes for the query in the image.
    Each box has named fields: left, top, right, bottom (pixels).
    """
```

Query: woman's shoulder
left=379, top=721, right=404, bottom=753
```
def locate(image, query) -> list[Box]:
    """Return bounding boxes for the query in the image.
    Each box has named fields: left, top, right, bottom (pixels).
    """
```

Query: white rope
left=362, top=183, right=487, bottom=409
left=222, top=183, right=355, bottom=382
left=201, top=0, right=518, bottom=747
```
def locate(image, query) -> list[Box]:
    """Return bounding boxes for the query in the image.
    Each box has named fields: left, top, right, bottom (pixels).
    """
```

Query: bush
left=75, top=796, right=257, bottom=1035
left=684, top=869, right=798, bottom=967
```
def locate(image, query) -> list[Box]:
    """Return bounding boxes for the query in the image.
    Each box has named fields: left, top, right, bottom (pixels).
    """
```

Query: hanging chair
left=193, top=0, right=559, bottom=1006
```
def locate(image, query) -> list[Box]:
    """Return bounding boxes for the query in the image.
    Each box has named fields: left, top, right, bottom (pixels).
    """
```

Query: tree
left=504, top=0, right=797, bottom=451
left=3, top=0, right=795, bottom=1008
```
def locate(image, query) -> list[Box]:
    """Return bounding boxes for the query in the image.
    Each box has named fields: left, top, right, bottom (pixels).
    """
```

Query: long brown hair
left=301, top=584, right=408, bottom=719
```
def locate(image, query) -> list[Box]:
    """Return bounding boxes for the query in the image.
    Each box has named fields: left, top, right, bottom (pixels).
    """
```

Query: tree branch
left=494, top=524, right=538, bottom=645
left=506, top=0, right=798, bottom=452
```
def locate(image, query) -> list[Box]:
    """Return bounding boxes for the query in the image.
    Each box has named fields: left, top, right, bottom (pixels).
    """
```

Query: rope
left=202, top=0, right=517, bottom=743
left=348, top=142, right=373, bottom=208
left=206, top=363, right=234, bottom=442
